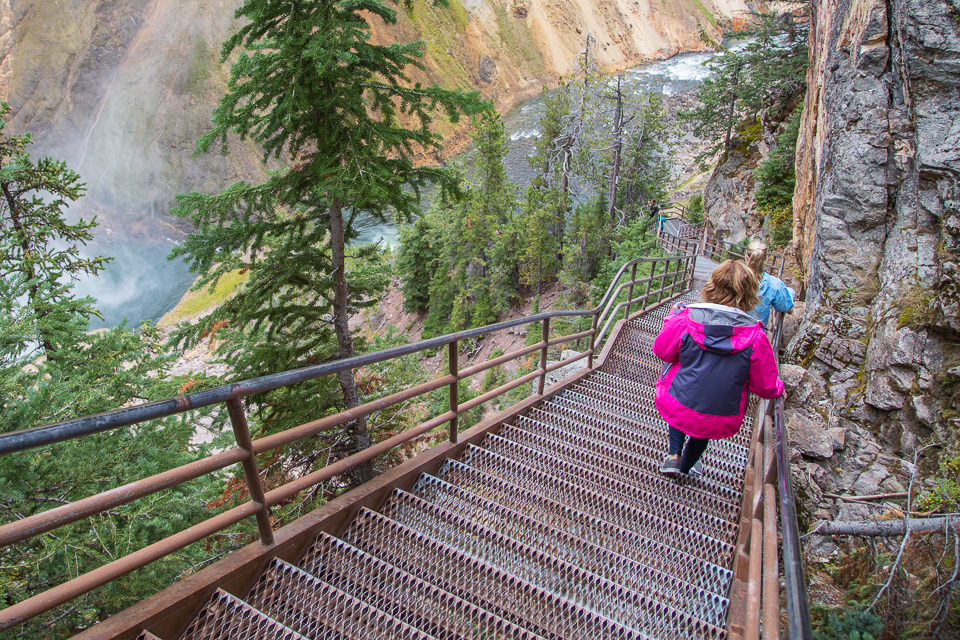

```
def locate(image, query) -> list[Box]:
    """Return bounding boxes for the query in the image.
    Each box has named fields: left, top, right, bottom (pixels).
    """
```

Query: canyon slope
left=0, top=0, right=752, bottom=233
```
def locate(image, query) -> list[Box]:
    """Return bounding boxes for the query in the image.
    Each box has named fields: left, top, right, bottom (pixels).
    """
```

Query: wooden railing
left=0, top=253, right=695, bottom=632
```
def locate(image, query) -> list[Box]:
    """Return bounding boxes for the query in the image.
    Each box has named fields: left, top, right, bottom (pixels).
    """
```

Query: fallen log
left=823, top=492, right=908, bottom=502
left=816, top=517, right=957, bottom=537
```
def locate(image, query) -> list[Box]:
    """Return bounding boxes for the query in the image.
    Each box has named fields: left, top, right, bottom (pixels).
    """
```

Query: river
left=76, top=45, right=738, bottom=330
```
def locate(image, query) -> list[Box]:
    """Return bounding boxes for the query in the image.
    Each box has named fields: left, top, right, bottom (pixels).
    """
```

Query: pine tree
left=680, top=9, right=808, bottom=167
left=0, top=102, right=107, bottom=354
left=171, top=0, right=485, bottom=485
left=396, top=214, right=440, bottom=313
left=517, top=183, right=562, bottom=293
left=0, top=106, right=225, bottom=638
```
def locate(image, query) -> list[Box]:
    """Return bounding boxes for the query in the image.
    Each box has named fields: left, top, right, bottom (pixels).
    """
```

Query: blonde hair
left=746, top=240, right=767, bottom=278
left=701, top=260, right=759, bottom=312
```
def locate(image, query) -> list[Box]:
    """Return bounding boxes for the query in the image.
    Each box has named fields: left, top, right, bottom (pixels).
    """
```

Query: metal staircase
left=0, top=225, right=813, bottom=640
left=167, top=290, right=739, bottom=640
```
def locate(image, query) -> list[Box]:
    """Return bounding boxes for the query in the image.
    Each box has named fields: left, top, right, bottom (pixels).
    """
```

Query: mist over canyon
left=0, top=0, right=753, bottom=327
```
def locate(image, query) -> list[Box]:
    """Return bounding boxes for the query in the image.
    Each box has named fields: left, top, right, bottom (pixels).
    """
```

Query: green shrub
left=687, top=193, right=705, bottom=224
left=768, top=204, right=793, bottom=248
left=482, top=348, right=507, bottom=393
left=814, top=605, right=882, bottom=640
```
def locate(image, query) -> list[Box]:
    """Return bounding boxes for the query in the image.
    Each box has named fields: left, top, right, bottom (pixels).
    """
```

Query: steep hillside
left=1, top=0, right=752, bottom=233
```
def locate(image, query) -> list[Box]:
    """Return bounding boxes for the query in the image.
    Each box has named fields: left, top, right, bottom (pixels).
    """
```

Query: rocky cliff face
left=1, top=0, right=753, bottom=234
left=790, top=0, right=960, bottom=460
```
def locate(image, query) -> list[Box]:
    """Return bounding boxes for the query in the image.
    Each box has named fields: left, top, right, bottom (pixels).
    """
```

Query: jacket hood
left=683, top=303, right=760, bottom=356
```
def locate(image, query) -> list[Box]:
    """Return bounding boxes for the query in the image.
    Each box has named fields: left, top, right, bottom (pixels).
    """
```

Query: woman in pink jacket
left=654, top=260, right=784, bottom=476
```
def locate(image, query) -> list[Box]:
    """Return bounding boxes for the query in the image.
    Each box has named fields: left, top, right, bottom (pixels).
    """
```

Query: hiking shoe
left=660, top=455, right=681, bottom=476
left=688, top=460, right=704, bottom=477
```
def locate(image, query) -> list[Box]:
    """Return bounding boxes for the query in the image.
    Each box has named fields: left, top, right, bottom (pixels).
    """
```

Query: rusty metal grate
left=298, top=532, right=544, bottom=640
left=245, top=558, right=436, bottom=639
left=500, top=420, right=741, bottom=519
left=410, top=474, right=731, bottom=626
left=475, top=435, right=737, bottom=542
left=453, top=445, right=736, bottom=565
left=178, top=589, right=307, bottom=640
left=340, top=508, right=650, bottom=640
left=522, top=406, right=746, bottom=498
left=376, top=489, right=725, bottom=636
left=434, top=458, right=734, bottom=595
left=552, top=387, right=754, bottom=451
left=166, top=280, right=754, bottom=640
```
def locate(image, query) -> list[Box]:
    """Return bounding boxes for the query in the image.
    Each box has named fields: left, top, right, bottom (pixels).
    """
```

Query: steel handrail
left=0, top=251, right=695, bottom=632
left=771, top=308, right=813, bottom=638
left=1, top=255, right=682, bottom=456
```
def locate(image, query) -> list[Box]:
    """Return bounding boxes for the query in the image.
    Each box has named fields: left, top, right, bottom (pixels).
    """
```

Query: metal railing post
left=226, top=397, right=274, bottom=546
left=448, top=341, right=459, bottom=443
left=538, top=318, right=550, bottom=395
left=624, top=263, right=638, bottom=319
left=699, top=221, right=709, bottom=255
left=587, top=312, right=599, bottom=369
left=763, top=415, right=781, bottom=640
left=643, top=262, right=655, bottom=312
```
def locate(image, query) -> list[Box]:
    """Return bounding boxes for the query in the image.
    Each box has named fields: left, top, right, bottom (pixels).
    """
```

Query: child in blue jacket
left=745, top=240, right=794, bottom=325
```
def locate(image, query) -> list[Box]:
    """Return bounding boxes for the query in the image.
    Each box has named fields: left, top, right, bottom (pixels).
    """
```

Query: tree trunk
left=722, top=60, right=741, bottom=156
left=329, top=196, right=373, bottom=485
left=607, top=74, right=624, bottom=226
left=817, top=517, right=957, bottom=537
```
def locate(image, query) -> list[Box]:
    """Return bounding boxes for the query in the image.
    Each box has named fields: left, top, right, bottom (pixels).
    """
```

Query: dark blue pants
left=668, top=426, right=710, bottom=474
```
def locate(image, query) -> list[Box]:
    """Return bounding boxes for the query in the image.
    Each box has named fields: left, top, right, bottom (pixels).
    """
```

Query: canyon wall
left=790, top=0, right=959, bottom=460
left=0, top=0, right=754, bottom=233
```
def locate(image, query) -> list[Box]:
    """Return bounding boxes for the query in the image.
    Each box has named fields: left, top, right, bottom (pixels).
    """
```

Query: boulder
left=786, top=410, right=841, bottom=460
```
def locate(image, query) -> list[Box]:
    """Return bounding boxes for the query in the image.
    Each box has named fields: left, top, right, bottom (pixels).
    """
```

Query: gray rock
left=851, top=463, right=891, bottom=496
left=786, top=410, right=836, bottom=459
left=806, top=535, right=840, bottom=564
left=780, top=364, right=807, bottom=393
left=478, top=55, right=497, bottom=83
left=792, top=0, right=960, bottom=451
left=911, top=394, right=939, bottom=428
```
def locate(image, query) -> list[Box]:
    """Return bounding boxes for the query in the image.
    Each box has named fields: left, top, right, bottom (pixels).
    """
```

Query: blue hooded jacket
left=751, top=272, right=795, bottom=325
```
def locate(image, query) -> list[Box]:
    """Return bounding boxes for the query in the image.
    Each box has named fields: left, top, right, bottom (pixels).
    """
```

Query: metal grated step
left=434, top=459, right=735, bottom=595
left=455, top=445, right=737, bottom=565
left=478, top=434, right=738, bottom=542
left=501, top=420, right=741, bottom=519
left=340, top=508, right=652, bottom=640
left=247, top=559, right=436, bottom=639
left=533, top=396, right=750, bottom=465
left=177, top=589, right=308, bottom=640
left=530, top=399, right=749, bottom=469
left=379, top=489, right=726, bottom=635
left=298, top=532, right=545, bottom=640
left=552, top=390, right=753, bottom=451
left=410, top=473, right=731, bottom=623
left=600, top=353, right=664, bottom=387
left=587, top=370, right=762, bottom=427
left=521, top=409, right=746, bottom=498
left=569, top=380, right=755, bottom=450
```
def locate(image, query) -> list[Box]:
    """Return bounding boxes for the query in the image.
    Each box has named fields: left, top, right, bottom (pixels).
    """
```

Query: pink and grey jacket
left=653, top=302, right=784, bottom=440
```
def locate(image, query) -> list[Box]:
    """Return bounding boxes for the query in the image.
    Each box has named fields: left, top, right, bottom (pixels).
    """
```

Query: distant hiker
left=654, top=260, right=785, bottom=477
left=648, top=199, right=665, bottom=232
left=745, top=240, right=795, bottom=326
left=648, top=199, right=660, bottom=218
